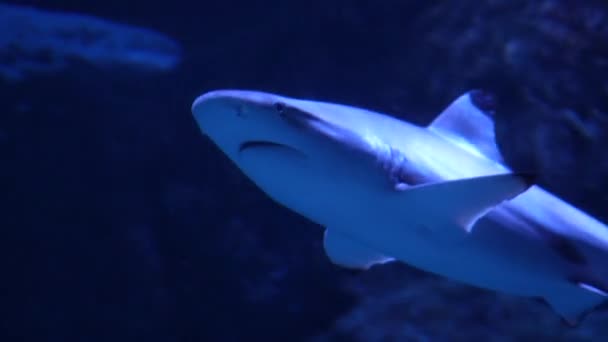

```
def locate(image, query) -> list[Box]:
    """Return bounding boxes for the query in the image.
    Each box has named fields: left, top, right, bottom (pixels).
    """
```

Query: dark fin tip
left=560, top=317, right=582, bottom=328
left=341, top=268, right=365, bottom=277
left=551, top=239, right=587, bottom=266
left=595, top=300, right=608, bottom=312
left=469, top=89, right=497, bottom=115
left=515, top=172, right=538, bottom=187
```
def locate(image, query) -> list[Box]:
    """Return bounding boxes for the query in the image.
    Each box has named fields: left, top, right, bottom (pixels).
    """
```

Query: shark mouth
left=238, top=140, right=306, bottom=157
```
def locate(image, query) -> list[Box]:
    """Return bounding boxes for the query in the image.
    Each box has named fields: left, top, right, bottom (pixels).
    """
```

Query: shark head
left=191, top=89, right=394, bottom=156
left=191, top=89, right=402, bottom=224
left=192, top=90, right=307, bottom=160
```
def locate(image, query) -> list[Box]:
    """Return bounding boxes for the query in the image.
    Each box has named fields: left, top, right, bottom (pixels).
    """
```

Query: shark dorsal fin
left=428, top=90, right=504, bottom=164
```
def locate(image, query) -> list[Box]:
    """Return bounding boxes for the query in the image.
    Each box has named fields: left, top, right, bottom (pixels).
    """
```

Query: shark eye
left=274, top=101, right=287, bottom=114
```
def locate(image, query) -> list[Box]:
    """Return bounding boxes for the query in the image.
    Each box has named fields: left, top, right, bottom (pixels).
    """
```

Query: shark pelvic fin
left=428, top=90, right=504, bottom=164
left=323, top=229, right=394, bottom=270
left=399, top=173, right=534, bottom=234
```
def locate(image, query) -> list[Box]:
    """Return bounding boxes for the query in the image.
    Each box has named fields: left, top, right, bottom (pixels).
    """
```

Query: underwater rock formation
left=314, top=265, right=608, bottom=341
left=401, top=0, right=608, bottom=219
left=0, top=3, right=181, bottom=81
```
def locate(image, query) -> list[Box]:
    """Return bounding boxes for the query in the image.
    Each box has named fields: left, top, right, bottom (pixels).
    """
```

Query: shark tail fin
left=543, top=282, right=608, bottom=326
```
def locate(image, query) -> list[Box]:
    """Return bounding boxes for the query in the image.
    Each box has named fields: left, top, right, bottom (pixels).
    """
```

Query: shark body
left=191, top=89, right=608, bottom=324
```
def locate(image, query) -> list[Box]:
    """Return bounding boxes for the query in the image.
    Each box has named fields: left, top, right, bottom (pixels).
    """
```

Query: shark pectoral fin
left=402, top=173, right=534, bottom=233
left=323, top=229, right=394, bottom=270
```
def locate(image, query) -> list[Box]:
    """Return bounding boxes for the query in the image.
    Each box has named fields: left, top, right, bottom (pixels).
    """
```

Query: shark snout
left=192, top=89, right=308, bottom=160
left=192, top=89, right=285, bottom=113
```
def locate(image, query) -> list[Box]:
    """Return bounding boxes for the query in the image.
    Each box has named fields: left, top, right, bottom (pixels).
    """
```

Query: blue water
left=2, top=1, right=607, bottom=341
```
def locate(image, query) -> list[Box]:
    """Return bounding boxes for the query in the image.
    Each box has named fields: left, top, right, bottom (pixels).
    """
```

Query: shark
left=191, top=89, right=608, bottom=325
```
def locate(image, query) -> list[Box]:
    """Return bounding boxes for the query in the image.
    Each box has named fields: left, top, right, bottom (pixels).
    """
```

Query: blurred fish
left=0, top=3, right=181, bottom=81
left=191, top=89, right=608, bottom=325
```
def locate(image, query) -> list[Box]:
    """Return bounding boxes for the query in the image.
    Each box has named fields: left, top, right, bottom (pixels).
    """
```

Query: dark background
left=2, top=1, right=608, bottom=341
